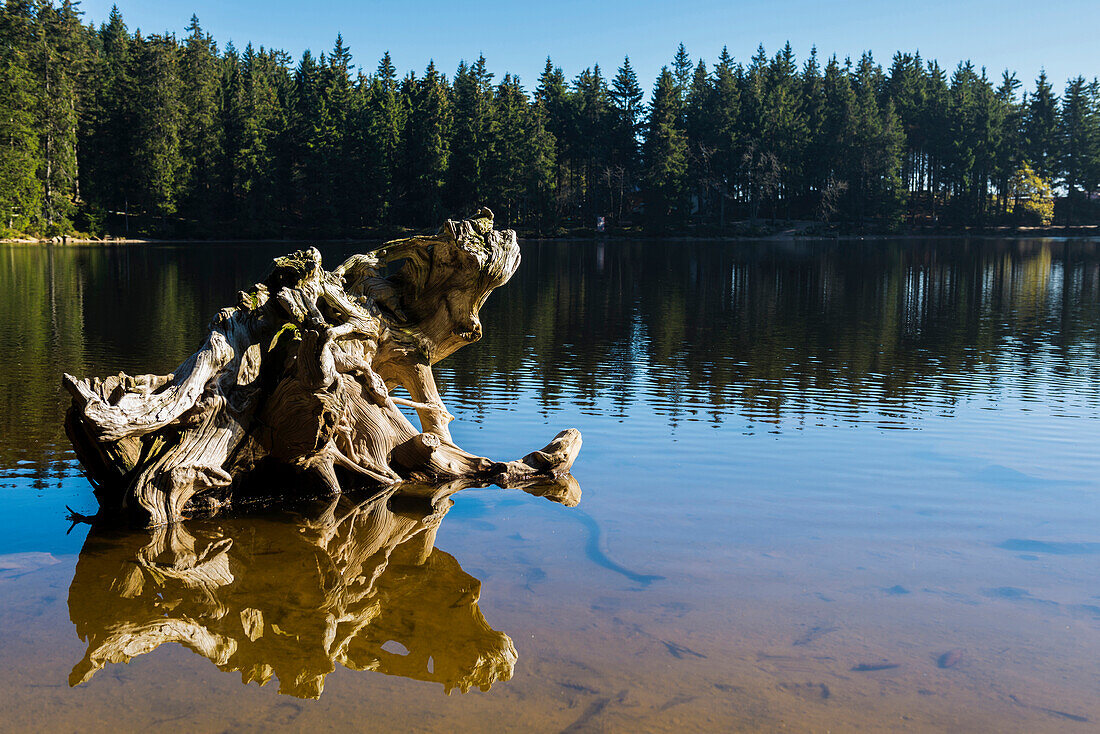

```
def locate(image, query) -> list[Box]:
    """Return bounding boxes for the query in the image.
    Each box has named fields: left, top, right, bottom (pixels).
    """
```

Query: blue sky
left=80, top=0, right=1097, bottom=96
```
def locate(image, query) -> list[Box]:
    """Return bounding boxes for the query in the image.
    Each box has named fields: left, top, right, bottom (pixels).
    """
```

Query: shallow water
left=1, top=238, right=1099, bottom=731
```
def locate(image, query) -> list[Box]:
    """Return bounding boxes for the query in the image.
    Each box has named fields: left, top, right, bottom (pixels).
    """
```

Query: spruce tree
left=0, top=0, right=42, bottom=233
left=535, top=57, right=569, bottom=222
left=447, top=55, right=495, bottom=214
left=684, top=59, right=714, bottom=219
left=886, top=52, right=927, bottom=200
left=922, top=60, right=951, bottom=214
left=570, top=65, right=610, bottom=221
left=179, top=15, right=221, bottom=230
left=525, top=92, right=557, bottom=233
left=488, top=73, right=528, bottom=224
left=762, top=42, right=807, bottom=218
left=362, top=51, right=404, bottom=223
left=608, top=56, right=643, bottom=222
left=34, top=0, right=85, bottom=230
left=992, top=71, right=1023, bottom=215
left=711, top=47, right=740, bottom=225
left=1058, top=76, right=1100, bottom=223
left=643, top=67, right=688, bottom=230
left=800, top=48, right=826, bottom=203
left=290, top=48, right=328, bottom=226
left=129, top=33, right=183, bottom=226
left=402, top=60, right=450, bottom=225
left=1024, top=70, right=1058, bottom=179
left=851, top=53, right=903, bottom=224
left=671, top=43, right=692, bottom=102
left=4, top=2, right=1099, bottom=236
left=83, top=5, right=134, bottom=228
left=821, top=55, right=857, bottom=220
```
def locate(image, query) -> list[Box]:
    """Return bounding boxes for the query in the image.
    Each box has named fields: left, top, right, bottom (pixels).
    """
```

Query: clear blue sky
left=80, top=0, right=1097, bottom=96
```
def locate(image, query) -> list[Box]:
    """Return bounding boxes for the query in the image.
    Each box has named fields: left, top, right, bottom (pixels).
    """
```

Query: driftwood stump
left=63, top=208, right=581, bottom=527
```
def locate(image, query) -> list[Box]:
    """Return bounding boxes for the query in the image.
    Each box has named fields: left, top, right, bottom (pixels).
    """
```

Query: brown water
left=1, top=239, right=1099, bottom=731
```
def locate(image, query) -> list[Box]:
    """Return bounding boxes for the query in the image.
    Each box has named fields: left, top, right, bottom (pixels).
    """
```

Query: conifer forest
left=2, top=1, right=1099, bottom=238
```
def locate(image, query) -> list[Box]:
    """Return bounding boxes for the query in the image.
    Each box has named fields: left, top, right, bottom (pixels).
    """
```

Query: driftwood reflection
left=67, top=476, right=579, bottom=698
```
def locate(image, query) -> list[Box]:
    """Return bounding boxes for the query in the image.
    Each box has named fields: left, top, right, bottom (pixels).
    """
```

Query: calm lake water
left=1, top=238, right=1099, bottom=732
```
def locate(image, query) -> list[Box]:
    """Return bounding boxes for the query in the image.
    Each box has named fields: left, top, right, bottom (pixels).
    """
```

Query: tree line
left=1, top=1, right=1098, bottom=238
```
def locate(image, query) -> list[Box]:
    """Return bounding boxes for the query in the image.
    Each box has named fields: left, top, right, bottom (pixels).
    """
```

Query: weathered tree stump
left=62, top=208, right=581, bottom=527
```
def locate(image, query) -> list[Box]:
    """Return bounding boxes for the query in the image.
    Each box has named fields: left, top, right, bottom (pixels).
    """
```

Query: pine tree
left=34, top=0, right=85, bottom=230
left=524, top=92, right=557, bottom=233
left=671, top=43, right=692, bottom=102
left=993, top=71, right=1023, bottom=215
left=1058, top=76, right=1100, bottom=223
left=570, top=64, right=609, bottom=221
left=129, top=33, right=183, bottom=226
left=1024, top=70, right=1058, bottom=180
left=290, top=48, right=328, bottom=226
left=710, top=47, right=740, bottom=225
left=447, top=55, right=495, bottom=214
left=361, top=51, right=404, bottom=223
left=83, top=4, right=133, bottom=228
left=0, top=1, right=42, bottom=232
left=178, top=15, right=221, bottom=230
left=402, top=60, right=450, bottom=225
left=608, top=56, right=643, bottom=222
left=488, top=73, right=528, bottom=225
left=643, top=67, right=687, bottom=230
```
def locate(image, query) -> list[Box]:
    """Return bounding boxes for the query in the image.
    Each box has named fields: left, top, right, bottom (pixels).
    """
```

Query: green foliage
left=130, top=33, right=183, bottom=220
left=1009, top=161, right=1054, bottom=225
left=360, top=50, right=404, bottom=224
left=1025, top=71, right=1058, bottom=180
left=0, top=1, right=42, bottom=232
left=178, top=15, right=222, bottom=229
left=401, top=61, right=451, bottom=226
left=643, top=68, right=688, bottom=230
left=448, top=55, right=495, bottom=214
left=607, top=56, right=643, bottom=221
left=0, top=6, right=1099, bottom=238
left=1058, top=76, right=1100, bottom=223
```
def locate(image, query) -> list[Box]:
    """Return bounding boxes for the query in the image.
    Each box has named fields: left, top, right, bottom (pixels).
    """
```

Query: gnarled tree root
left=62, top=208, right=581, bottom=527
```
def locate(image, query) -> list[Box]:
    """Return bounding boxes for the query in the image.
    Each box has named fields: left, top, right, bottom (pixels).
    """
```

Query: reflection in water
left=0, top=239, right=1099, bottom=728
left=443, top=239, right=1100, bottom=428
left=3, top=239, right=1100, bottom=477
left=68, top=478, right=578, bottom=698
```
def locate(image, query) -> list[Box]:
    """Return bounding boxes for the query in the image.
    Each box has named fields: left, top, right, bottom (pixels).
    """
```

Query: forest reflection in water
left=4, top=238, right=1100, bottom=478
left=69, top=477, right=579, bottom=699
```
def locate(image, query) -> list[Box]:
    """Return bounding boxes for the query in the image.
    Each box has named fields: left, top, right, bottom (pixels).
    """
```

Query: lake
left=1, top=238, right=1099, bottom=731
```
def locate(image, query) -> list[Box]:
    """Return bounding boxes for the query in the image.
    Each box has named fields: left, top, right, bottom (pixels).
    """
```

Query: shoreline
left=3, top=226, right=1100, bottom=246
